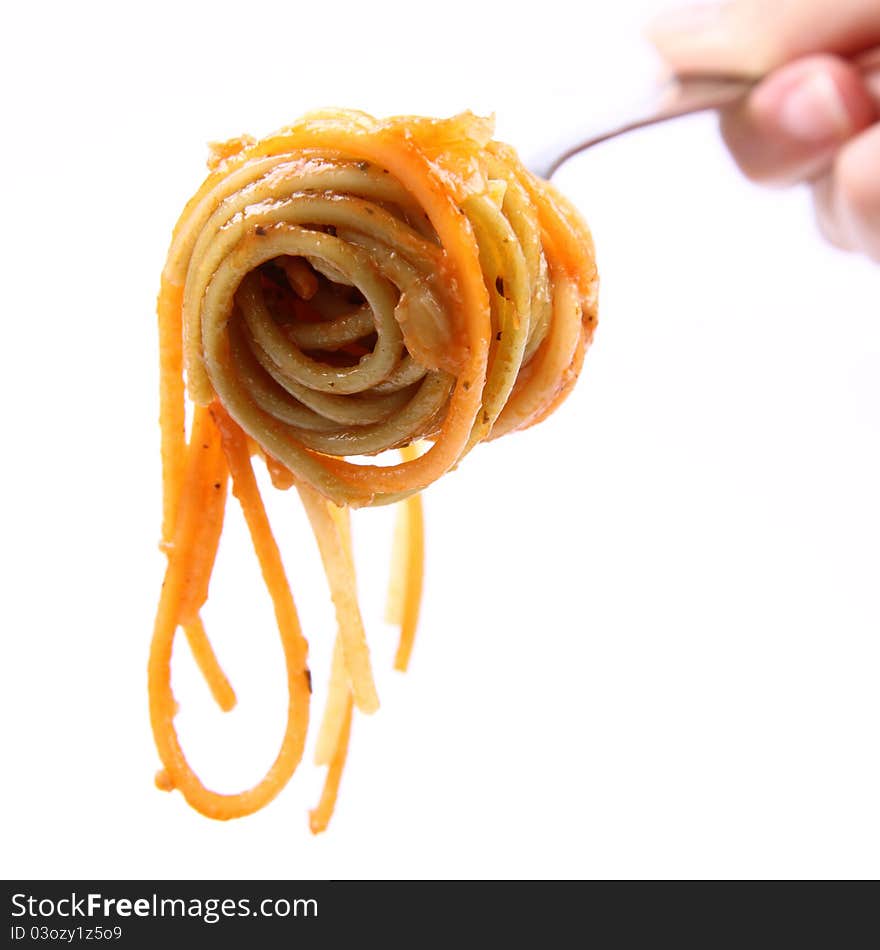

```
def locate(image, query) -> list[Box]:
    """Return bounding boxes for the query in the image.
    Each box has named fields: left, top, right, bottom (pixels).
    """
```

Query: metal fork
left=531, top=50, right=880, bottom=179
left=529, top=74, right=756, bottom=179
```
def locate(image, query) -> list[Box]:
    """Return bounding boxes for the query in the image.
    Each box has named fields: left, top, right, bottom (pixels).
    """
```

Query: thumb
left=719, top=54, right=878, bottom=186
left=648, top=0, right=880, bottom=76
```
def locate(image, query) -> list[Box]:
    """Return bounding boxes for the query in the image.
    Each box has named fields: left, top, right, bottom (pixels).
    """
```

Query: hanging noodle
left=151, top=109, right=598, bottom=829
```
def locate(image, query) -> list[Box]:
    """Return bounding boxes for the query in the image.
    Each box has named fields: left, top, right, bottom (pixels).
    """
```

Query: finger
left=648, top=0, right=880, bottom=76
left=718, top=55, right=878, bottom=185
left=818, top=123, right=880, bottom=260
left=811, top=175, right=855, bottom=252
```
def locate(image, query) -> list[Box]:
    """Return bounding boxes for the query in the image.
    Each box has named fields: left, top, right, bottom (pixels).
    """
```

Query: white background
left=2, top=0, right=878, bottom=880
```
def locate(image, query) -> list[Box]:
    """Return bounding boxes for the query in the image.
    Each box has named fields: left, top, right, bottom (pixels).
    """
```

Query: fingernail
left=778, top=72, right=852, bottom=142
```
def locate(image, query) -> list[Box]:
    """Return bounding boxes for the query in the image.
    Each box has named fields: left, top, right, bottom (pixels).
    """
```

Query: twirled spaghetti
left=152, top=109, right=598, bottom=829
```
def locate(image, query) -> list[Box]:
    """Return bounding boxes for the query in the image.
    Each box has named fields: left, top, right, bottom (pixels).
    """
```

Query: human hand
left=649, top=0, right=880, bottom=261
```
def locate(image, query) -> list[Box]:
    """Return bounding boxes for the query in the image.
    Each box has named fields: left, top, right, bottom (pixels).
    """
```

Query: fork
left=531, top=51, right=880, bottom=179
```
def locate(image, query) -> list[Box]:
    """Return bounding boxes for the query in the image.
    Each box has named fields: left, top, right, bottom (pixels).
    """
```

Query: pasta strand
left=151, top=110, right=598, bottom=829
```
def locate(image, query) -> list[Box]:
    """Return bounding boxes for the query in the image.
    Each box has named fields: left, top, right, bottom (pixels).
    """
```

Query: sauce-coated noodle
left=151, top=110, right=598, bottom=828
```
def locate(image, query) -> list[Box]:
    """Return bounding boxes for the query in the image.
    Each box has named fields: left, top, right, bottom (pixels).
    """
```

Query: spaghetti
left=152, top=109, right=598, bottom=828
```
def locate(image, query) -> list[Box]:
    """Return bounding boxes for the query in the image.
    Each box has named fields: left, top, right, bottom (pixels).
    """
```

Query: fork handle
left=535, top=51, right=880, bottom=179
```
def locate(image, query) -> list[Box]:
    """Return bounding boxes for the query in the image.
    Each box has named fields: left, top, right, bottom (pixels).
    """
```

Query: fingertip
left=646, top=1, right=773, bottom=76
left=720, top=55, right=877, bottom=186
left=833, top=124, right=880, bottom=261
left=811, top=175, right=856, bottom=252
